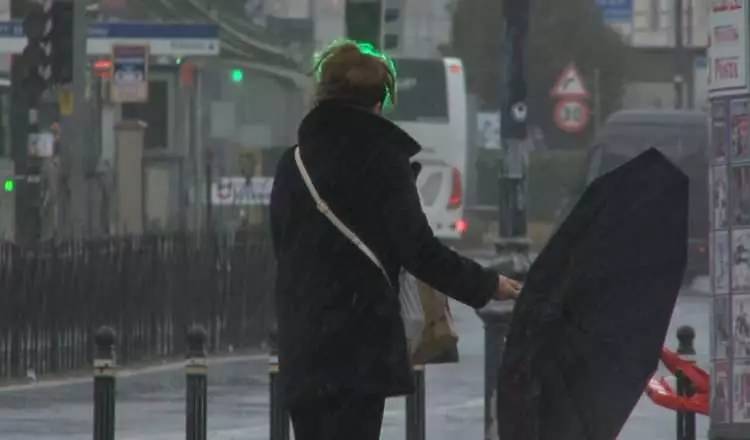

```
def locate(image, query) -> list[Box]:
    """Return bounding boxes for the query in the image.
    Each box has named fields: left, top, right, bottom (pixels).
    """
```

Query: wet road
left=0, top=282, right=711, bottom=439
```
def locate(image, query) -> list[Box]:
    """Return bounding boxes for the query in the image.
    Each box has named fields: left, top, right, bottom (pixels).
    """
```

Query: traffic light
left=345, top=0, right=382, bottom=49
left=3, top=178, right=14, bottom=193
left=231, top=68, right=244, bottom=83
left=49, top=1, right=73, bottom=85
left=21, top=0, right=54, bottom=101
left=501, top=0, right=530, bottom=140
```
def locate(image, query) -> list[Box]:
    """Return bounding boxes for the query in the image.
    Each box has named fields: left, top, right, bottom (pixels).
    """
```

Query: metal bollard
left=185, top=325, right=208, bottom=440
left=406, top=365, right=426, bottom=440
left=93, top=326, right=117, bottom=440
left=477, top=301, right=515, bottom=440
left=269, top=353, right=290, bottom=440
left=676, top=326, right=696, bottom=440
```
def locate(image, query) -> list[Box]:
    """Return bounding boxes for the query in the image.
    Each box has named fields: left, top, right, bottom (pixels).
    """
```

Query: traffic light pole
left=10, top=0, right=41, bottom=244
left=62, top=0, right=89, bottom=235
left=497, top=0, right=530, bottom=248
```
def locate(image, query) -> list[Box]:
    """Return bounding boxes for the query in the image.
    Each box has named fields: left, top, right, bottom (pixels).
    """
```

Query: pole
left=185, top=325, right=208, bottom=440
left=673, top=0, right=685, bottom=109
left=676, top=326, right=696, bottom=440
left=406, top=365, right=426, bottom=440
left=477, top=302, right=514, bottom=440
left=73, top=0, right=88, bottom=235
left=93, top=326, right=117, bottom=440
left=204, top=148, right=213, bottom=236
left=594, top=68, right=602, bottom=134
left=10, top=0, right=41, bottom=244
left=269, top=353, right=289, bottom=440
left=497, top=0, right=530, bottom=245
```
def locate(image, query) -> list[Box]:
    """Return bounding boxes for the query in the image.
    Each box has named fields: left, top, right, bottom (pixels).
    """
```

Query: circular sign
left=554, top=99, right=591, bottom=134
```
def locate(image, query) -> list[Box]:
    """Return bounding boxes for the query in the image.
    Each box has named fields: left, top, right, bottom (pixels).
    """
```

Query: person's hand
left=496, top=275, right=522, bottom=301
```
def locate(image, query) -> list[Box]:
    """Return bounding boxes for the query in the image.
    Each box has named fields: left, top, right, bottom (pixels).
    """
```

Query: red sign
left=550, top=64, right=590, bottom=99
left=715, top=56, right=741, bottom=82
left=554, top=99, right=590, bottom=133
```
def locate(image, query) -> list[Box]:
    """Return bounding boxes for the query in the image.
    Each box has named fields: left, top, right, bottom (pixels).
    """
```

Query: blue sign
left=595, top=0, right=633, bottom=22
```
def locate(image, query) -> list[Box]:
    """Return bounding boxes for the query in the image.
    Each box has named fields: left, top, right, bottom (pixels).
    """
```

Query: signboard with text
left=111, top=45, right=149, bottom=103
left=708, top=0, right=749, bottom=97
left=211, top=177, right=274, bottom=206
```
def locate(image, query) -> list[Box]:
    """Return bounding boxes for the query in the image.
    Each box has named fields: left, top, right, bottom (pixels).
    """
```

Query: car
left=585, top=110, right=709, bottom=281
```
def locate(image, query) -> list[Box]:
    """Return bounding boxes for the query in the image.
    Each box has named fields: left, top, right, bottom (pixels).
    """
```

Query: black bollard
left=186, top=325, right=208, bottom=440
left=269, top=352, right=289, bottom=440
left=477, top=301, right=515, bottom=440
left=406, top=365, right=427, bottom=440
left=676, top=325, right=696, bottom=440
left=93, top=326, right=117, bottom=440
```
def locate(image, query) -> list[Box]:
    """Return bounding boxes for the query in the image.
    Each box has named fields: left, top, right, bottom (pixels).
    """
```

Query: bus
left=389, top=57, right=468, bottom=241
left=585, top=110, right=709, bottom=281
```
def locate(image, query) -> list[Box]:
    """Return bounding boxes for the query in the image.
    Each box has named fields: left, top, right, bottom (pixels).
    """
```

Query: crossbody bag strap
left=294, top=147, right=393, bottom=288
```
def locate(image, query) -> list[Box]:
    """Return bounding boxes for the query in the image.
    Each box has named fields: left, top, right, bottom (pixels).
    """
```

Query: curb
left=0, top=353, right=268, bottom=393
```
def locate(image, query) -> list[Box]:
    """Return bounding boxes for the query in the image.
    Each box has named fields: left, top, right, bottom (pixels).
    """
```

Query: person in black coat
left=270, top=40, right=521, bottom=440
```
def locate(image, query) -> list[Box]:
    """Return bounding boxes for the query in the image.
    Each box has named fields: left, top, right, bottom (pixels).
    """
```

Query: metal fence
left=0, top=232, right=275, bottom=381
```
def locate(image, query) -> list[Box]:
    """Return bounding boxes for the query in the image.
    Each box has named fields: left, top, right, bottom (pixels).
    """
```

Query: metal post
left=269, top=353, right=289, bottom=440
left=406, top=365, right=426, bottom=440
left=477, top=302, right=515, bottom=440
left=676, top=325, right=696, bottom=440
left=497, top=0, right=530, bottom=256
left=93, top=326, right=117, bottom=440
left=204, top=148, right=213, bottom=236
left=673, top=0, right=685, bottom=109
left=67, top=0, right=89, bottom=235
left=185, top=325, right=208, bottom=440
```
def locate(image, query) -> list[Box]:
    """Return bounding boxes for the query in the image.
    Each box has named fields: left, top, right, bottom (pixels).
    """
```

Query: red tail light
left=456, top=218, right=468, bottom=234
left=448, top=168, right=462, bottom=210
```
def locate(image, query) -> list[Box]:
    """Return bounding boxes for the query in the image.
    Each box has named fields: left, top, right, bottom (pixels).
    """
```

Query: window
left=121, top=80, right=169, bottom=149
left=389, top=59, right=449, bottom=122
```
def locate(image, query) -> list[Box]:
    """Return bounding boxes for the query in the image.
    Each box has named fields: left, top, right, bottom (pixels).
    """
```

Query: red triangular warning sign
left=550, top=63, right=590, bottom=99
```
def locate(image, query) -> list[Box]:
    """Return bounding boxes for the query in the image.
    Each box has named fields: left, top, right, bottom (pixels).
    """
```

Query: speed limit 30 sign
left=553, top=98, right=591, bottom=133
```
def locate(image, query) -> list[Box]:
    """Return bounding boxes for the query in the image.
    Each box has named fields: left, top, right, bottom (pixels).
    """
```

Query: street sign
left=58, top=89, right=73, bottom=116
left=477, top=112, right=501, bottom=150
left=553, top=99, right=590, bottom=133
left=0, top=21, right=220, bottom=56
left=550, top=64, right=590, bottom=99
left=111, top=44, right=148, bottom=103
left=211, top=177, right=274, bottom=206
left=595, top=0, right=633, bottom=23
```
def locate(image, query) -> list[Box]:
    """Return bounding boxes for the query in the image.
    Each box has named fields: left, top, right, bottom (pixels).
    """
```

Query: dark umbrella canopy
left=497, top=148, right=689, bottom=440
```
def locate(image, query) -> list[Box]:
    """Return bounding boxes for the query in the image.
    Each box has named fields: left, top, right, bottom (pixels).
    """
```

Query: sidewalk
left=0, top=292, right=711, bottom=440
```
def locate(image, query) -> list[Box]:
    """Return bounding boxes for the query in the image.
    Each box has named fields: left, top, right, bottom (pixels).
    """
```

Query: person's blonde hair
left=313, top=40, right=397, bottom=110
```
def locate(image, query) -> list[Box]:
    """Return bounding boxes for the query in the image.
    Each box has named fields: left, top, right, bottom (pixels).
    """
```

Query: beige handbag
left=411, top=280, right=460, bottom=365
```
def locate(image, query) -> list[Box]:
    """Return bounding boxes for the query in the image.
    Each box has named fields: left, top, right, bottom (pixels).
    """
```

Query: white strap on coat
left=294, top=147, right=393, bottom=288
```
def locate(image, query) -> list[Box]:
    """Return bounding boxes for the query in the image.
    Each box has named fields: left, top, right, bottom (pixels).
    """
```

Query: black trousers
left=289, top=394, right=386, bottom=440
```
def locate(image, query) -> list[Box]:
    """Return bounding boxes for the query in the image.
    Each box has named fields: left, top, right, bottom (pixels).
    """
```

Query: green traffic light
left=231, top=69, right=244, bottom=83
left=3, top=179, right=14, bottom=193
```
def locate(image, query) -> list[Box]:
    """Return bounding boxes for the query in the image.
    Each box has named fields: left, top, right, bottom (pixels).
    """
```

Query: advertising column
left=709, top=1, right=750, bottom=438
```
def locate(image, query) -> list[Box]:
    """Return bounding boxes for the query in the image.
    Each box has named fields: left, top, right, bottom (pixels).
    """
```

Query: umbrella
left=497, top=148, right=689, bottom=440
